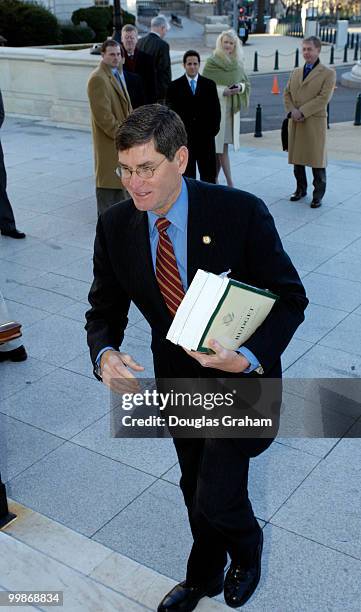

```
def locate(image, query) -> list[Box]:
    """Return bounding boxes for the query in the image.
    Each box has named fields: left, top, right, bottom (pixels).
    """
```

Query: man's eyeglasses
left=116, top=156, right=167, bottom=180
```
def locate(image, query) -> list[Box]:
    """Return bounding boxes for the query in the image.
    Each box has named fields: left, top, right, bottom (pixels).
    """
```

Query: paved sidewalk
left=1, top=115, right=361, bottom=610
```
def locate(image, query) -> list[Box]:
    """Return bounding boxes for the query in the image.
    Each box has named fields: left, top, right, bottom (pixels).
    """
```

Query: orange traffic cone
left=271, top=76, right=280, bottom=95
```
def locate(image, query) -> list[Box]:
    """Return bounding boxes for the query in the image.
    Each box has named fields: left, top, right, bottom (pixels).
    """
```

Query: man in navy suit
left=166, top=50, right=221, bottom=184
left=122, top=24, right=156, bottom=104
left=86, top=105, right=307, bottom=611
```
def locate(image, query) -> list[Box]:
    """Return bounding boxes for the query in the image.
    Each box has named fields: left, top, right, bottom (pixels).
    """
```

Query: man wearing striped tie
left=86, top=105, right=307, bottom=611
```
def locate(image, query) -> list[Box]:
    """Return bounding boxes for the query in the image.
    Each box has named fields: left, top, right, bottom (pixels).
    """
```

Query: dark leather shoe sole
left=224, top=530, right=263, bottom=608
left=310, top=200, right=322, bottom=208
left=290, top=191, right=307, bottom=201
left=0, top=346, right=28, bottom=362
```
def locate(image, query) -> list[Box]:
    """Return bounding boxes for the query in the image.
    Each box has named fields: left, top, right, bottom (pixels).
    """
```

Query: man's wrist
left=95, top=347, right=117, bottom=380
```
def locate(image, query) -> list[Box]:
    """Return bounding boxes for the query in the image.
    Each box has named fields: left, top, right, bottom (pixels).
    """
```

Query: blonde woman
left=203, top=30, right=250, bottom=187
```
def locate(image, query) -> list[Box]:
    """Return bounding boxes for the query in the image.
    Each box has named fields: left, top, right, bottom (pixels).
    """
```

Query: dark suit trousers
left=184, top=138, right=217, bottom=185
left=0, top=141, right=16, bottom=231
left=173, top=437, right=262, bottom=585
left=294, top=165, right=326, bottom=201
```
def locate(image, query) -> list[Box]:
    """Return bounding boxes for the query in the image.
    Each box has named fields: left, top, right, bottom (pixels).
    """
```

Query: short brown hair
left=303, top=36, right=322, bottom=49
left=101, top=39, right=120, bottom=54
left=115, top=104, right=187, bottom=159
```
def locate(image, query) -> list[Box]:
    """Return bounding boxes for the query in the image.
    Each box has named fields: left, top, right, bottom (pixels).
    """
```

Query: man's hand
left=183, top=340, right=250, bottom=373
left=100, top=349, right=144, bottom=393
left=291, top=108, right=304, bottom=121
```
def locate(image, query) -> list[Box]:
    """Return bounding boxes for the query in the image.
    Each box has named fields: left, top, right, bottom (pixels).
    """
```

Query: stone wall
left=0, top=46, right=184, bottom=127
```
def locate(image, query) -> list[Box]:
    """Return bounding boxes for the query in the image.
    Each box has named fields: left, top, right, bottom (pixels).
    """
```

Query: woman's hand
left=223, top=84, right=241, bottom=96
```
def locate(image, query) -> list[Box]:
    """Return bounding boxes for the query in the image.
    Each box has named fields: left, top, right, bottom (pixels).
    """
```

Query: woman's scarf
left=202, top=51, right=250, bottom=115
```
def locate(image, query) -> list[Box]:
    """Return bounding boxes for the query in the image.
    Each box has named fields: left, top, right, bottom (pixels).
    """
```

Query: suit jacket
left=136, top=32, right=171, bottom=102
left=123, top=47, right=157, bottom=104
left=284, top=62, right=336, bottom=168
left=87, top=62, right=132, bottom=189
left=86, top=179, right=308, bottom=381
left=166, top=74, right=221, bottom=145
left=123, top=70, right=145, bottom=109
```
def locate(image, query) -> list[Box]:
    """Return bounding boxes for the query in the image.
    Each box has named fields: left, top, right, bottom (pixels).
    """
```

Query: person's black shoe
left=1, top=228, right=26, bottom=239
left=224, top=530, right=263, bottom=608
left=157, top=575, right=224, bottom=611
left=310, top=199, right=322, bottom=208
left=0, top=345, right=28, bottom=362
left=290, top=190, right=307, bottom=201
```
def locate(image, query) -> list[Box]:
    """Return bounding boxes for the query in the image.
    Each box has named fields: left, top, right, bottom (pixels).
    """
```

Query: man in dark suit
left=166, top=49, right=221, bottom=184
left=122, top=24, right=157, bottom=104
left=86, top=105, right=307, bottom=611
left=123, top=69, right=145, bottom=109
left=136, top=15, right=171, bottom=103
left=0, top=90, right=25, bottom=239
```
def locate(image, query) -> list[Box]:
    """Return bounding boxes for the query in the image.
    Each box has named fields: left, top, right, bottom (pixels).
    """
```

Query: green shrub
left=60, top=24, right=95, bottom=45
left=0, top=0, right=61, bottom=46
left=71, top=5, right=135, bottom=42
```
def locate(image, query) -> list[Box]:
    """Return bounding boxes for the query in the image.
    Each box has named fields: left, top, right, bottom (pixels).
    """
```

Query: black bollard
left=355, top=93, right=361, bottom=126
left=354, top=41, right=359, bottom=62
left=351, top=32, right=354, bottom=49
left=330, top=45, right=334, bottom=64
left=295, top=48, right=299, bottom=68
left=274, top=50, right=279, bottom=70
left=0, top=472, right=16, bottom=529
left=343, top=44, right=348, bottom=63
left=254, top=104, right=262, bottom=138
left=347, top=32, right=350, bottom=48
left=253, top=51, right=258, bottom=72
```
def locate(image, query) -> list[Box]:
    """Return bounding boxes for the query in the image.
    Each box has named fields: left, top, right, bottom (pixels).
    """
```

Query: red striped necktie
left=155, top=217, right=185, bottom=317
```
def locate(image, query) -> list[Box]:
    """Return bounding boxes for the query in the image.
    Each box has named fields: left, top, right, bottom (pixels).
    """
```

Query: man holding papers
left=86, top=105, right=308, bottom=611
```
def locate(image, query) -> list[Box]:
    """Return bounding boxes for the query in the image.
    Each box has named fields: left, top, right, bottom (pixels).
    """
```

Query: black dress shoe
left=290, top=190, right=307, bottom=201
left=0, top=345, right=28, bottom=363
left=157, top=575, right=224, bottom=612
left=224, top=530, right=263, bottom=608
left=1, top=228, right=26, bottom=239
left=310, top=199, right=322, bottom=208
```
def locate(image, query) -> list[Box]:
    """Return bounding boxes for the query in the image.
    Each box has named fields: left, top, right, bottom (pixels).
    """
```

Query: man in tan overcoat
left=87, top=40, right=132, bottom=215
left=284, top=36, right=336, bottom=208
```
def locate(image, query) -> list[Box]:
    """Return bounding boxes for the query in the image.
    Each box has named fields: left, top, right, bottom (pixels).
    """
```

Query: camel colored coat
left=87, top=62, right=132, bottom=189
left=284, top=63, right=336, bottom=168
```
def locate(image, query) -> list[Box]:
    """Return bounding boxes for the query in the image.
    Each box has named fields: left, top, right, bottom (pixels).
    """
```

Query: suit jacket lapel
left=185, top=179, right=216, bottom=286
left=101, top=62, right=131, bottom=108
left=181, top=74, right=193, bottom=97
left=301, top=62, right=323, bottom=86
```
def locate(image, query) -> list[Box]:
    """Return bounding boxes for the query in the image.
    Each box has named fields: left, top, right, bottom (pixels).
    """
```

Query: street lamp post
left=112, top=0, right=123, bottom=43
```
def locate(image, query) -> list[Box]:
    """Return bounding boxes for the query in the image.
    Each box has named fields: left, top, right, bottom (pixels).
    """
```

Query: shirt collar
left=148, top=178, right=188, bottom=234
left=185, top=73, right=199, bottom=85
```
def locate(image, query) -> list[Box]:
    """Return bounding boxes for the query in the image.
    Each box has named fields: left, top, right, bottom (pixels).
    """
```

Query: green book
left=166, top=269, right=278, bottom=353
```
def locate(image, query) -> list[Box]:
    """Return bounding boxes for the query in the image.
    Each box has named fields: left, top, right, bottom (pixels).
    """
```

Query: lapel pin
left=202, top=235, right=211, bottom=245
